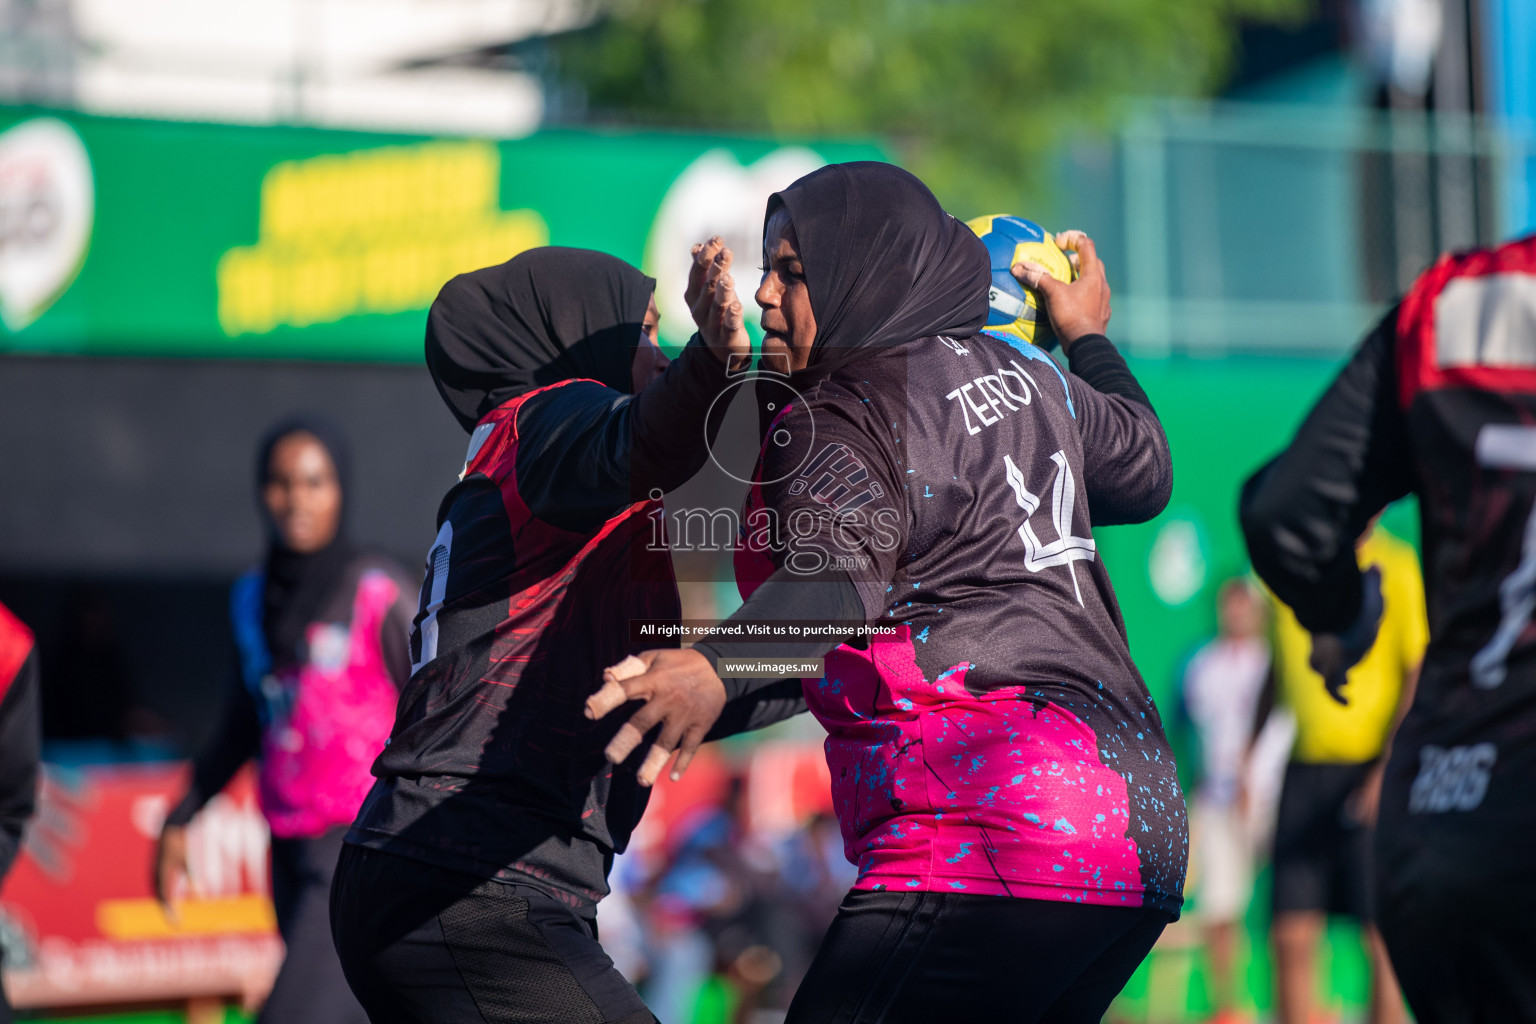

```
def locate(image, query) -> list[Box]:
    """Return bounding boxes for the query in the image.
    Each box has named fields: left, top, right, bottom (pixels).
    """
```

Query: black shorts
left=1271, top=761, right=1376, bottom=921
left=330, top=844, right=655, bottom=1024
left=785, top=890, right=1168, bottom=1024
left=1374, top=746, right=1536, bottom=1024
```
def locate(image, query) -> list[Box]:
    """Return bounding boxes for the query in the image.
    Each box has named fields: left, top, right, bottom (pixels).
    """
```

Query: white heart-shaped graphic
left=0, top=117, right=94, bottom=331
left=645, top=147, right=825, bottom=348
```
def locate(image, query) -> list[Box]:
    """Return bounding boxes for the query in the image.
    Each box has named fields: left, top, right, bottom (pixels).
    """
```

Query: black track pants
left=785, top=889, right=1168, bottom=1024
left=330, top=843, right=655, bottom=1024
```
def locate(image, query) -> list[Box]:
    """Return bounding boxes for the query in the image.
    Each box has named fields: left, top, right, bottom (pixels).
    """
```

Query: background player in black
left=0, top=600, right=40, bottom=1024
left=1241, top=235, right=1536, bottom=1023
left=333, top=245, right=803, bottom=1024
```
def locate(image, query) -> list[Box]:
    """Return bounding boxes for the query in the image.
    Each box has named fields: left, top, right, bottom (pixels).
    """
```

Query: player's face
left=756, top=210, right=817, bottom=373
left=631, top=295, right=669, bottom=393
left=263, top=432, right=342, bottom=554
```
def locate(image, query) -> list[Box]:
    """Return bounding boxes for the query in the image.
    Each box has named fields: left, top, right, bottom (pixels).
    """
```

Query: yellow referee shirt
left=1270, top=528, right=1429, bottom=765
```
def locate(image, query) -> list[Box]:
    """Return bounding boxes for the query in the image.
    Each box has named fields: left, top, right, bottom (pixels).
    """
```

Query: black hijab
left=257, top=417, right=354, bottom=669
left=765, top=161, right=990, bottom=385
left=424, top=247, right=657, bottom=432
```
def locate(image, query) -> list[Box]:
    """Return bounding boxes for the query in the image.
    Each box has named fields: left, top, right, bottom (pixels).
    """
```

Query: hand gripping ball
left=965, top=214, right=1075, bottom=349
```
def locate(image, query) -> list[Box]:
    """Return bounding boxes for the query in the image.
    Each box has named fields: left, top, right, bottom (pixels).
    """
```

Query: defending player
left=331, top=245, right=802, bottom=1023
left=590, top=163, right=1186, bottom=1021
left=1240, top=235, right=1536, bottom=1022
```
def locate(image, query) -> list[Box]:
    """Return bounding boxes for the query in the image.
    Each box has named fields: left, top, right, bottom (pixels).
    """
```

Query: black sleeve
left=1239, top=310, right=1414, bottom=633
left=1066, top=335, right=1173, bottom=526
left=0, top=651, right=41, bottom=881
left=693, top=569, right=866, bottom=702
left=164, top=676, right=261, bottom=828
left=693, top=387, right=904, bottom=705
left=515, top=335, right=729, bottom=532
left=704, top=678, right=808, bottom=739
left=380, top=586, right=416, bottom=689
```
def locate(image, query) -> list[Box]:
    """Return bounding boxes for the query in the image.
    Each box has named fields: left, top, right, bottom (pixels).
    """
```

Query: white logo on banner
left=0, top=117, right=94, bottom=331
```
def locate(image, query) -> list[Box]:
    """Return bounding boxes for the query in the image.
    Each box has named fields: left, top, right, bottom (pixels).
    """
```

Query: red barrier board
left=0, top=762, right=280, bottom=1009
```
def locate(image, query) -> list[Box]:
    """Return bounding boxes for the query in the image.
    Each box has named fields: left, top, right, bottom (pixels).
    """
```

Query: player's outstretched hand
left=1012, top=229, right=1111, bottom=352
left=154, top=823, right=192, bottom=923
left=586, top=648, right=727, bottom=787
left=1309, top=566, right=1385, bottom=705
left=685, top=237, right=752, bottom=366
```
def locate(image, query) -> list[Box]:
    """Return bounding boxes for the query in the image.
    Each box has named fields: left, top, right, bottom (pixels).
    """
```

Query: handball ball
left=965, top=214, right=1075, bottom=349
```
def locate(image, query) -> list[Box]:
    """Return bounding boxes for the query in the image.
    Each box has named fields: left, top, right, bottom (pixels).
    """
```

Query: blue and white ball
left=966, top=214, right=1075, bottom=349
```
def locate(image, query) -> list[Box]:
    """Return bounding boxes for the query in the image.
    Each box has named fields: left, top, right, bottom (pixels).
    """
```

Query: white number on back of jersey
left=411, top=521, right=454, bottom=676
left=1003, top=451, right=1097, bottom=606
left=1470, top=424, right=1536, bottom=689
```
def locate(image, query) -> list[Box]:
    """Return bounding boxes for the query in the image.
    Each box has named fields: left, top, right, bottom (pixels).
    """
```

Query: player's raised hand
left=1012, top=229, right=1112, bottom=352
left=585, top=648, right=727, bottom=787
left=685, top=237, right=752, bottom=365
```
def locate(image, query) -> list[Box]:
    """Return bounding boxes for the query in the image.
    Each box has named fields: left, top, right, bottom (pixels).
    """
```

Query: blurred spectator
left=1259, top=523, right=1424, bottom=1024
left=0, top=600, right=41, bottom=1023
left=153, top=419, right=416, bottom=1024
left=1180, top=578, right=1271, bottom=1024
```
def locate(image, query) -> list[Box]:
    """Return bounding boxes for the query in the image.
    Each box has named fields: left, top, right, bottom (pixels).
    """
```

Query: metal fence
left=1079, top=100, right=1536, bottom=358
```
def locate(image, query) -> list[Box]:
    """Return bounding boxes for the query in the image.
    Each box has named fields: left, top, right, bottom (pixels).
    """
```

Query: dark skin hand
left=586, top=650, right=725, bottom=786
left=1011, top=229, right=1112, bottom=355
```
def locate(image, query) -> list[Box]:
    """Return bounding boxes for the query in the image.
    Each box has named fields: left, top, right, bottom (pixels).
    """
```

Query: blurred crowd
left=598, top=782, right=854, bottom=1024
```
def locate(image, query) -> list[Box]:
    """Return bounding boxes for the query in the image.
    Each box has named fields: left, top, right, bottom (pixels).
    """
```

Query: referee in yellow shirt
left=1257, top=524, right=1426, bottom=1024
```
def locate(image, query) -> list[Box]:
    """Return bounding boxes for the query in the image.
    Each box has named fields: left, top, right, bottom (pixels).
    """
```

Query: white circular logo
left=0, top=117, right=94, bottom=331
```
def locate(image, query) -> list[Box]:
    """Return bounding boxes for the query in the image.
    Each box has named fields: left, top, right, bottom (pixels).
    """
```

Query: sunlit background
left=0, top=0, right=1530, bottom=1020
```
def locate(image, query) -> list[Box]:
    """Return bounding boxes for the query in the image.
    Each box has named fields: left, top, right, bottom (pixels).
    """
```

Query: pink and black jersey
left=700, top=331, right=1186, bottom=916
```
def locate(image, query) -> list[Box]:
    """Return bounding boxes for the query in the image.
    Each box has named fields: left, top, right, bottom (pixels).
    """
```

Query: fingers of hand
left=586, top=677, right=632, bottom=720
left=637, top=744, right=673, bottom=788
left=1012, top=260, right=1061, bottom=298
left=1054, top=229, right=1089, bottom=253
left=606, top=655, right=648, bottom=683
left=714, top=275, right=743, bottom=327
left=686, top=237, right=725, bottom=304
left=669, top=729, right=706, bottom=782
left=604, top=720, right=649, bottom=765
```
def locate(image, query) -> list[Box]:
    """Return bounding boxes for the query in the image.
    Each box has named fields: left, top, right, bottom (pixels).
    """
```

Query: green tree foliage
left=555, top=0, right=1307, bottom=212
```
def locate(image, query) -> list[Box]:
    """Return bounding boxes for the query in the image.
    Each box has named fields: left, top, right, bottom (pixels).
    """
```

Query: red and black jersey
left=348, top=338, right=803, bottom=912
left=1242, top=234, right=1536, bottom=851
left=0, top=601, right=39, bottom=881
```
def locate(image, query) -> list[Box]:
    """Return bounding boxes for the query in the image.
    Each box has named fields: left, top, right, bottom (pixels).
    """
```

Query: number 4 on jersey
left=1003, top=451, right=1097, bottom=607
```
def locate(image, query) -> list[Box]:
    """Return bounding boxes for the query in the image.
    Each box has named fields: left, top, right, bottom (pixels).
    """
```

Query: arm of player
left=1240, top=311, right=1413, bottom=692
left=1016, top=231, right=1171, bottom=525
left=585, top=394, right=905, bottom=785
left=515, top=238, right=749, bottom=532
left=1239, top=311, right=1412, bottom=634
left=158, top=673, right=262, bottom=908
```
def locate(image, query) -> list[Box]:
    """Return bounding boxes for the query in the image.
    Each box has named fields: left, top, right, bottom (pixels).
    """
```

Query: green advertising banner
left=0, top=107, right=882, bottom=358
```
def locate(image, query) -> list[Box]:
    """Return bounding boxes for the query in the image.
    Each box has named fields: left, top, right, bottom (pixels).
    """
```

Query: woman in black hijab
left=593, top=163, right=1184, bottom=1022
left=156, top=417, right=417, bottom=1024
left=331, top=245, right=804, bottom=1024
